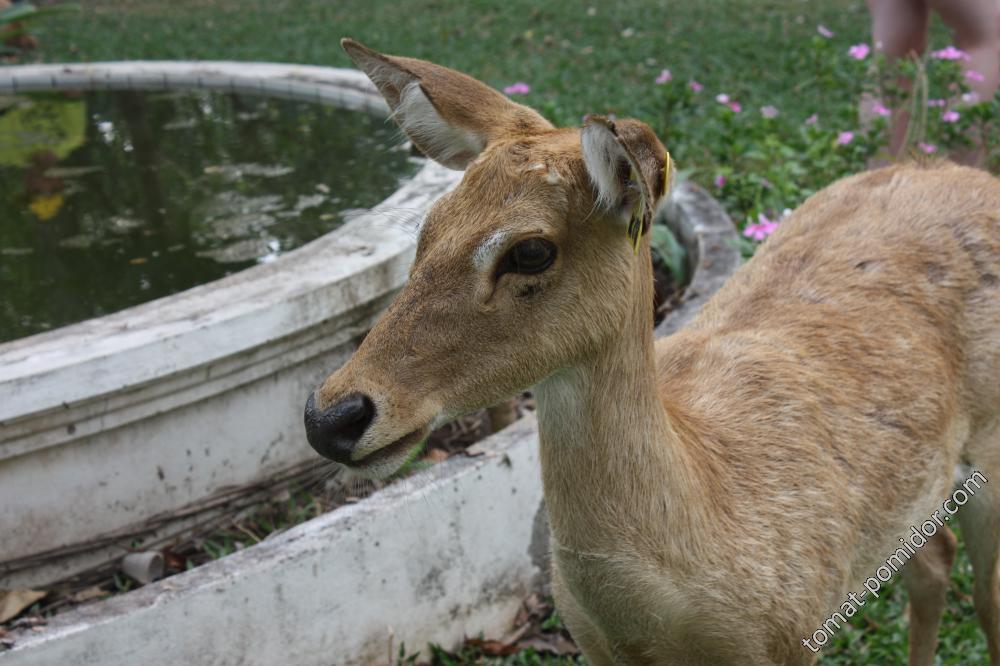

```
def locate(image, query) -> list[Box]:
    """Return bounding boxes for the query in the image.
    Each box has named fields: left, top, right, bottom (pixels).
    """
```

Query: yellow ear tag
left=627, top=155, right=672, bottom=254
left=662, top=152, right=673, bottom=196
left=627, top=167, right=644, bottom=253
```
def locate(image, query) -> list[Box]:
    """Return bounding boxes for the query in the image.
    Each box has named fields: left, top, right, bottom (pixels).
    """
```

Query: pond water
left=0, top=90, right=420, bottom=342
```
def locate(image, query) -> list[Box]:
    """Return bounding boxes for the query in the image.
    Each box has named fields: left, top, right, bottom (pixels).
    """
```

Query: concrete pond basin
left=1, top=61, right=741, bottom=665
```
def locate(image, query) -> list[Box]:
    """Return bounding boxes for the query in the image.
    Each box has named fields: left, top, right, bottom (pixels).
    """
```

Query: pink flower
left=930, top=45, right=970, bottom=61
left=918, top=142, right=937, bottom=154
left=962, top=91, right=980, bottom=104
left=655, top=69, right=672, bottom=84
left=760, top=105, right=779, bottom=118
left=965, top=69, right=985, bottom=83
left=872, top=102, right=891, bottom=117
left=689, top=80, right=703, bottom=92
left=848, top=43, right=870, bottom=60
left=942, top=109, right=960, bottom=122
left=927, top=98, right=947, bottom=107
left=743, top=213, right=780, bottom=241
left=761, top=178, right=773, bottom=189
left=837, top=130, right=855, bottom=145
left=503, top=82, right=531, bottom=95
left=804, top=113, right=819, bottom=126
left=817, top=25, right=834, bottom=39
left=715, top=93, right=740, bottom=112
left=714, top=174, right=727, bottom=188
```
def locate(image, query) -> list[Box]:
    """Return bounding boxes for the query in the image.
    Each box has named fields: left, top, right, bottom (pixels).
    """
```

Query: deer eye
left=496, top=238, right=556, bottom=278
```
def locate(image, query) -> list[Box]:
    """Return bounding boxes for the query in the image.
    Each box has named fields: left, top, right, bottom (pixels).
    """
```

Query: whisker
left=361, top=206, right=426, bottom=239
left=580, top=197, right=601, bottom=225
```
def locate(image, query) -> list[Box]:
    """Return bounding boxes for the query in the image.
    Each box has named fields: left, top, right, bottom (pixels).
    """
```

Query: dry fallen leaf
left=499, top=621, right=531, bottom=646
left=463, top=637, right=519, bottom=657
left=518, top=635, right=580, bottom=655
left=8, top=615, right=45, bottom=630
left=513, top=592, right=549, bottom=626
left=424, top=448, right=450, bottom=463
left=68, top=585, right=107, bottom=604
left=162, top=549, right=186, bottom=572
left=464, top=442, right=501, bottom=458
left=0, top=589, right=46, bottom=624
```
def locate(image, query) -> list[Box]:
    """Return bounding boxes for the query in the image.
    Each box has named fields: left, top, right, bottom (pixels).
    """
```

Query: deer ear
left=341, top=38, right=553, bottom=170
left=581, top=116, right=672, bottom=238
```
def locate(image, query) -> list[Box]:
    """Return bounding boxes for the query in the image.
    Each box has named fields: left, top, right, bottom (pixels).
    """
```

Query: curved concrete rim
left=0, top=61, right=462, bottom=428
left=656, top=178, right=742, bottom=337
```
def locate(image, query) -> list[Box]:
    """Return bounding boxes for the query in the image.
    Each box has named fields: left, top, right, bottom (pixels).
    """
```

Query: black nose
left=304, top=392, right=376, bottom=463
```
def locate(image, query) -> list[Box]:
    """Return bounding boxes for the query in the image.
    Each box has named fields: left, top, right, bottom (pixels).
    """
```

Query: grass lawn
left=41, top=0, right=878, bottom=153
left=26, top=1, right=988, bottom=663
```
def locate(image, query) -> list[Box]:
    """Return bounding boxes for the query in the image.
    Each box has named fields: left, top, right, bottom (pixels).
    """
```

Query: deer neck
left=533, top=247, right=701, bottom=557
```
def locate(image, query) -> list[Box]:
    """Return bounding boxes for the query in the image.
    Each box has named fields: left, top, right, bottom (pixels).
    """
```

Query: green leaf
left=670, top=166, right=695, bottom=186
left=650, top=224, right=688, bottom=285
left=0, top=95, right=86, bottom=167
left=1, top=3, right=80, bottom=25
left=0, top=3, right=38, bottom=24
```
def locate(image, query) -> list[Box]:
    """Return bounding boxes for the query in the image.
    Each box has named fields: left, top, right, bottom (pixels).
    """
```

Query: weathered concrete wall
left=2, top=418, right=546, bottom=666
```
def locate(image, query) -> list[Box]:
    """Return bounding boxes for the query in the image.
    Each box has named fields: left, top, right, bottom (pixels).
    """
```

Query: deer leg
left=486, top=399, right=519, bottom=433
left=958, top=424, right=1000, bottom=663
left=551, top=565, right=616, bottom=666
left=901, top=525, right=957, bottom=666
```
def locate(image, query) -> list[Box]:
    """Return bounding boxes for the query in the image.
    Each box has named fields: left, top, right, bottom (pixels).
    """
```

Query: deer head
left=304, top=39, right=672, bottom=477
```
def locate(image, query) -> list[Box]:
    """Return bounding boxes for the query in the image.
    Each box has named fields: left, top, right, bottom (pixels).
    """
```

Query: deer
left=303, top=38, right=1000, bottom=665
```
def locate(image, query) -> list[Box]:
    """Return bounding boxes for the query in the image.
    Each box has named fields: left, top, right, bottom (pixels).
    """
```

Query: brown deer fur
left=313, top=39, right=1000, bottom=665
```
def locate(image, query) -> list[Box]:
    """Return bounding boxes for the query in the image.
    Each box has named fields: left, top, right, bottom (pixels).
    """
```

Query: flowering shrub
left=0, top=2, right=79, bottom=62
left=646, top=29, right=1000, bottom=253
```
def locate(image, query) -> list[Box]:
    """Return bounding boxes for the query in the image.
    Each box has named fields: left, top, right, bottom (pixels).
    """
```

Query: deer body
left=305, top=40, right=1000, bottom=665
left=538, top=163, right=1000, bottom=664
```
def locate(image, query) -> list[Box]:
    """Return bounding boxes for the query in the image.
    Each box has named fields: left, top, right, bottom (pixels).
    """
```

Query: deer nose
left=304, top=392, right=376, bottom=464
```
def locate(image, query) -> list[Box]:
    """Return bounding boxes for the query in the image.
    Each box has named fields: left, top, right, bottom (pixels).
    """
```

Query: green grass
left=37, top=1, right=875, bottom=160
left=20, top=1, right=990, bottom=663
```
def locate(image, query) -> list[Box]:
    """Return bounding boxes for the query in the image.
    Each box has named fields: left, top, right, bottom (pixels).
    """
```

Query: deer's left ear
left=342, top=38, right=553, bottom=170
left=581, top=116, right=672, bottom=236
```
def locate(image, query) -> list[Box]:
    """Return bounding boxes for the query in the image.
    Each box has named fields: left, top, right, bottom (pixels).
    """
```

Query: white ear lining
left=354, top=52, right=487, bottom=169
left=581, top=123, right=630, bottom=209
left=344, top=40, right=556, bottom=170
left=392, top=82, right=485, bottom=169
